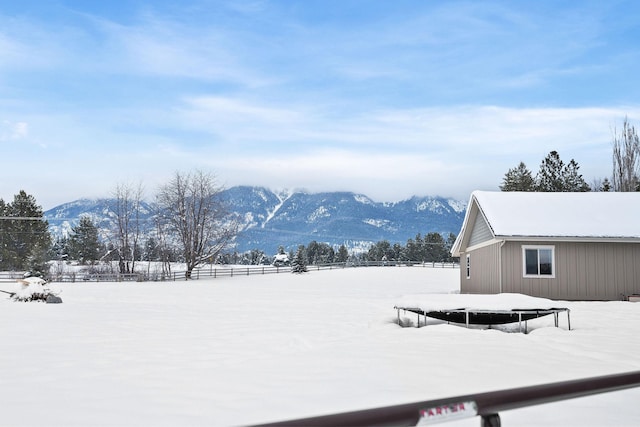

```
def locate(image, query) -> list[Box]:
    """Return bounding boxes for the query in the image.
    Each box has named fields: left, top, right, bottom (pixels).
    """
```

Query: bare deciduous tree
left=156, top=170, right=237, bottom=278
left=151, top=208, right=174, bottom=279
left=111, top=182, right=144, bottom=274
left=612, top=118, right=640, bottom=192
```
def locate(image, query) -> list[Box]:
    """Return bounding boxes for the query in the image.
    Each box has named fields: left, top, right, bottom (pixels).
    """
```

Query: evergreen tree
left=536, top=151, right=565, bottom=191
left=25, top=242, right=50, bottom=278
left=424, top=232, right=447, bottom=262
left=246, top=249, right=266, bottom=265
left=500, top=162, right=536, bottom=191
left=446, top=233, right=458, bottom=261
left=562, top=159, right=591, bottom=192
left=291, top=245, right=308, bottom=273
left=391, top=243, right=403, bottom=260
left=0, top=191, right=51, bottom=272
left=535, top=151, right=590, bottom=192
left=51, top=236, right=69, bottom=261
left=335, top=244, right=349, bottom=263
left=591, top=178, right=610, bottom=192
left=402, top=238, right=415, bottom=261
left=0, top=199, right=9, bottom=268
left=143, top=237, right=160, bottom=261
left=68, top=216, right=101, bottom=264
left=414, top=234, right=425, bottom=261
left=367, top=240, right=392, bottom=261
left=306, top=241, right=334, bottom=264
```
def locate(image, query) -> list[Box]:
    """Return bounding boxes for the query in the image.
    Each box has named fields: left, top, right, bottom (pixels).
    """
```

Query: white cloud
left=174, top=95, right=637, bottom=155
left=207, top=148, right=453, bottom=200
left=0, top=120, right=29, bottom=141
left=173, top=102, right=640, bottom=201
left=83, top=12, right=274, bottom=87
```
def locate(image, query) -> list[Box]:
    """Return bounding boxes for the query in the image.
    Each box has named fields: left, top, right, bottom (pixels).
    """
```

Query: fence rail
left=44, top=261, right=459, bottom=283
left=254, top=370, right=640, bottom=427
left=0, top=271, right=28, bottom=282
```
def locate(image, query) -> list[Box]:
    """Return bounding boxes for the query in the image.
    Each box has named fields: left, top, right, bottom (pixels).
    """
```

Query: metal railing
left=253, top=370, right=640, bottom=426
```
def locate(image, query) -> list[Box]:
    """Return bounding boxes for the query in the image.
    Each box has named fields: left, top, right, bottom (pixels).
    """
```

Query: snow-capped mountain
left=45, top=198, right=156, bottom=243
left=45, top=186, right=466, bottom=254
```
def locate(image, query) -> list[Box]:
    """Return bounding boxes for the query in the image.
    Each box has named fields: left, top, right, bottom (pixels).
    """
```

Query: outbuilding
left=450, top=191, right=640, bottom=301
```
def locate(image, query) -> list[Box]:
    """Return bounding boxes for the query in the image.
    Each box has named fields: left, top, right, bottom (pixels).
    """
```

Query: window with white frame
left=466, top=254, right=470, bottom=279
left=522, top=246, right=555, bottom=277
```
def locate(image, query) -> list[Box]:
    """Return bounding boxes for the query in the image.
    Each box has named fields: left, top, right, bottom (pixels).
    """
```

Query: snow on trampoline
left=395, top=293, right=570, bottom=332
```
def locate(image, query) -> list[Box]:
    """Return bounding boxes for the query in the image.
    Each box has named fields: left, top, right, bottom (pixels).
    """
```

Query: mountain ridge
left=44, top=186, right=466, bottom=254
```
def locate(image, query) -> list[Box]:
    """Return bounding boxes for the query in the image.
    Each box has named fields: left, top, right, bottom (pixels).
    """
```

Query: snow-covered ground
left=1, top=267, right=639, bottom=426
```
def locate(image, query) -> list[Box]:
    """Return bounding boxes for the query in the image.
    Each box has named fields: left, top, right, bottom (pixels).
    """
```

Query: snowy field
left=1, top=267, right=640, bottom=426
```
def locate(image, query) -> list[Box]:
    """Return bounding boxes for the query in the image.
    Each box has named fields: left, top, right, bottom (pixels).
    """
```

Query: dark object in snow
left=419, top=309, right=566, bottom=325
left=7, top=277, right=62, bottom=303
left=395, top=306, right=570, bottom=333
left=45, top=294, right=63, bottom=304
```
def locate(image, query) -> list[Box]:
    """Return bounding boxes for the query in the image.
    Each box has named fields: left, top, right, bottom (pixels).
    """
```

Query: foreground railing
left=253, top=371, right=640, bottom=427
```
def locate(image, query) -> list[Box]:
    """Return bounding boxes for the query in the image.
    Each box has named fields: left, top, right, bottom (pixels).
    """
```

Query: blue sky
left=1, top=0, right=639, bottom=209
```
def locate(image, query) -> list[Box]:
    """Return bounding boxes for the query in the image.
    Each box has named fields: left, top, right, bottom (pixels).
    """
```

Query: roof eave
left=496, top=235, right=640, bottom=243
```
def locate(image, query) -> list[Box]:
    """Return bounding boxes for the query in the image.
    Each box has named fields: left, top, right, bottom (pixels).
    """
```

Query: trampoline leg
left=518, top=312, right=522, bottom=333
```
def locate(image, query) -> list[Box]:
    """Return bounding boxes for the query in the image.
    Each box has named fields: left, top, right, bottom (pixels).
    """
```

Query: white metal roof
left=472, top=190, right=640, bottom=238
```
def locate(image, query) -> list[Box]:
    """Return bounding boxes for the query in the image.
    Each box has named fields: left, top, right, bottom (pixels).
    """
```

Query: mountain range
left=44, top=186, right=467, bottom=254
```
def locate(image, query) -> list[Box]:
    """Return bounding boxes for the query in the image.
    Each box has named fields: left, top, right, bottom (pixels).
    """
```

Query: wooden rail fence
left=43, top=261, right=459, bottom=283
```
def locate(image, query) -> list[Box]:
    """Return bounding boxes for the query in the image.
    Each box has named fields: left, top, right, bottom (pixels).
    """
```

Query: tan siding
left=500, top=240, right=640, bottom=300
left=469, top=212, right=493, bottom=247
left=461, top=242, right=501, bottom=294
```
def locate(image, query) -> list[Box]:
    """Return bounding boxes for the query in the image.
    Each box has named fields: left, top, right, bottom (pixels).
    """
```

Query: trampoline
left=394, top=294, right=571, bottom=333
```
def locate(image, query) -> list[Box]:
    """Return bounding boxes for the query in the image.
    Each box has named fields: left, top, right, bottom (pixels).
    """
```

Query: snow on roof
left=472, top=191, right=640, bottom=238
left=396, top=293, right=559, bottom=312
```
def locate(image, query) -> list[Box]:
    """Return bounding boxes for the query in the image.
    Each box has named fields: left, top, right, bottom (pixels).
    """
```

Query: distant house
left=272, top=253, right=290, bottom=267
left=450, top=191, right=640, bottom=301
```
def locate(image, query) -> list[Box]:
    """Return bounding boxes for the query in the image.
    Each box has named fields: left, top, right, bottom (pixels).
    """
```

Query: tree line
left=500, top=118, right=640, bottom=192
left=219, top=231, right=457, bottom=268
left=1, top=171, right=238, bottom=278
left=363, top=232, right=456, bottom=263
left=2, top=187, right=456, bottom=276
